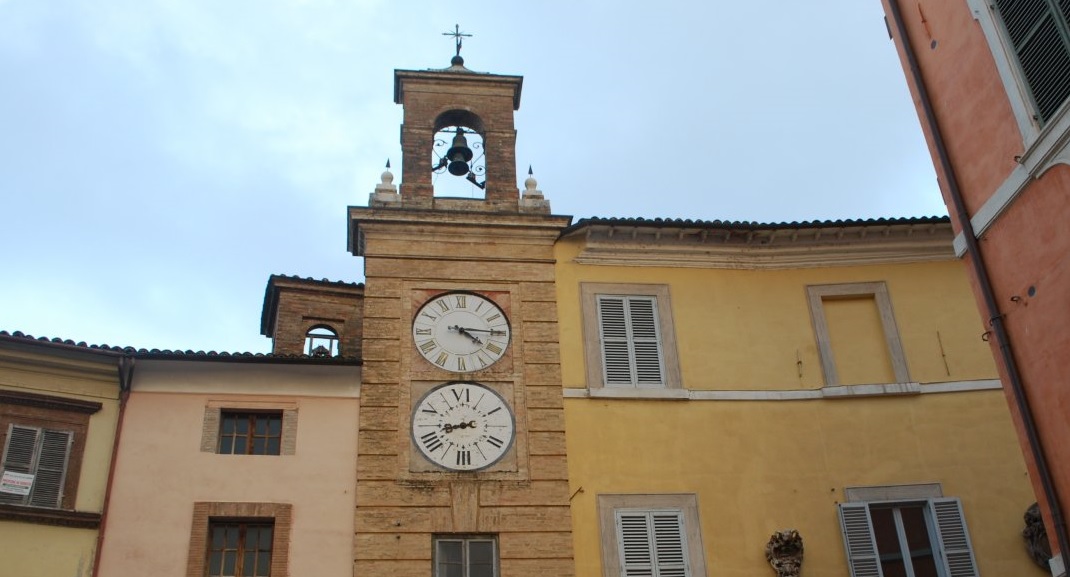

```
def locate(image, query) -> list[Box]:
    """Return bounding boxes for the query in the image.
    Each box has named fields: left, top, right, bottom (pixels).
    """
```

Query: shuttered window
left=597, top=295, right=665, bottom=387
left=0, top=424, right=73, bottom=509
left=993, top=0, right=1070, bottom=124
left=615, top=509, right=690, bottom=577
left=838, top=498, right=979, bottom=577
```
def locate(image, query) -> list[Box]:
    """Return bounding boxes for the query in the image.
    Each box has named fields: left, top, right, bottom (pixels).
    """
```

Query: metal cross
left=442, top=24, right=472, bottom=57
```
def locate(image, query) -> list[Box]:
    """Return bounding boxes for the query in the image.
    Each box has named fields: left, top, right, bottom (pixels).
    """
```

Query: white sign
left=0, top=471, right=34, bottom=496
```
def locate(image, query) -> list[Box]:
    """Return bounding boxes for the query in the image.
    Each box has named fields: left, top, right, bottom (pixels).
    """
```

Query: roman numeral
left=415, top=328, right=432, bottom=336
left=435, top=299, right=450, bottom=312
left=485, top=342, right=503, bottom=355
left=485, top=313, right=501, bottom=322
left=456, top=356, right=466, bottom=372
left=421, top=311, right=438, bottom=321
left=419, top=340, right=437, bottom=354
left=487, top=435, right=504, bottom=448
left=435, top=352, right=449, bottom=366
left=420, top=431, right=443, bottom=453
left=475, top=301, right=484, bottom=312
left=456, top=449, right=471, bottom=467
left=452, top=387, right=470, bottom=402
left=454, top=295, right=467, bottom=308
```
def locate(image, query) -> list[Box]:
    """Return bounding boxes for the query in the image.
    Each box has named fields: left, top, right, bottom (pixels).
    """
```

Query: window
left=838, top=488, right=978, bottom=577
left=0, top=390, right=99, bottom=512
left=0, top=425, right=72, bottom=508
left=990, top=1, right=1070, bottom=125
left=598, top=494, right=707, bottom=577
left=806, top=282, right=910, bottom=387
left=207, top=520, right=274, bottom=577
left=581, top=283, right=681, bottom=389
left=200, top=404, right=297, bottom=456
left=218, top=412, right=282, bottom=455
left=304, top=325, right=339, bottom=357
left=434, top=535, right=498, bottom=577
left=186, top=502, right=291, bottom=577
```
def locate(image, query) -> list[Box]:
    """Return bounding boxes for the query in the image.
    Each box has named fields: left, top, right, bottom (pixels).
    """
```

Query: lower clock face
left=411, top=382, right=515, bottom=471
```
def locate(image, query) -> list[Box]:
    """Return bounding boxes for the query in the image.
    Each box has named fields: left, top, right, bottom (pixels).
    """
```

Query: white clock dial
left=411, top=382, right=515, bottom=471
left=412, top=292, right=511, bottom=373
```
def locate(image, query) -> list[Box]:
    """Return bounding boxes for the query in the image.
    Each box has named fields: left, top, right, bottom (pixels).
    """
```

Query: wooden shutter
left=0, top=425, right=40, bottom=505
left=930, top=498, right=979, bottom=577
left=28, top=429, right=72, bottom=508
left=0, top=425, right=72, bottom=508
left=837, top=503, right=883, bottom=577
left=994, top=0, right=1070, bottom=122
left=597, top=295, right=665, bottom=387
left=615, top=509, right=690, bottom=577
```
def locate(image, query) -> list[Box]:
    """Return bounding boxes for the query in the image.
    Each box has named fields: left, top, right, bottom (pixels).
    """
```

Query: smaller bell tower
left=377, top=49, right=546, bottom=213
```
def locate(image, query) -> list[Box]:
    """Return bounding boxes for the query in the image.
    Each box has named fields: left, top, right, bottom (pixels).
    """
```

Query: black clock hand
left=448, top=325, right=484, bottom=344
left=459, top=328, right=506, bottom=335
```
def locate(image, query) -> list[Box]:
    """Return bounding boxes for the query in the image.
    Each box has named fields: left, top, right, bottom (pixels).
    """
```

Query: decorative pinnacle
left=442, top=24, right=472, bottom=64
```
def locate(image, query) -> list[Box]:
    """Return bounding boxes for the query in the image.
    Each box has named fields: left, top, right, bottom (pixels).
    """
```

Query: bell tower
left=349, top=43, right=574, bottom=577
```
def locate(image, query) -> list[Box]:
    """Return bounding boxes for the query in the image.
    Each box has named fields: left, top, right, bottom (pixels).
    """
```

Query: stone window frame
left=805, top=282, right=910, bottom=387
left=200, top=401, right=298, bottom=456
left=186, top=502, right=292, bottom=577
left=597, top=493, right=707, bottom=577
left=432, top=534, right=499, bottom=577
left=580, top=283, right=682, bottom=391
left=0, top=390, right=100, bottom=521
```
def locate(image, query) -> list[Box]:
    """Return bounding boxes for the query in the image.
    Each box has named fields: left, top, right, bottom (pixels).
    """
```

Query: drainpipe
left=92, top=355, right=134, bottom=577
left=884, top=1, right=1070, bottom=569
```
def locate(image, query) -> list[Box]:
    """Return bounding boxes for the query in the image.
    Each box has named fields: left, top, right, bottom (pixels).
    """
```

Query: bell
left=446, top=128, right=474, bottom=176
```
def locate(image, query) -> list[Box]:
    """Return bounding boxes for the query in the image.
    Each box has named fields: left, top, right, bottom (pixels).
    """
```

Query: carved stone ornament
left=765, top=529, right=804, bottom=577
left=1023, top=502, right=1053, bottom=569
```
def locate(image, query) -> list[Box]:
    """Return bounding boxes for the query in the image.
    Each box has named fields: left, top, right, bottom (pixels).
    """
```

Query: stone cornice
left=566, top=221, right=954, bottom=269
left=0, top=504, right=102, bottom=529
left=0, top=389, right=103, bottom=413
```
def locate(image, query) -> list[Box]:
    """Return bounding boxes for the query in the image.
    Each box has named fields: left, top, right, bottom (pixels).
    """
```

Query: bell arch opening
left=431, top=110, right=487, bottom=197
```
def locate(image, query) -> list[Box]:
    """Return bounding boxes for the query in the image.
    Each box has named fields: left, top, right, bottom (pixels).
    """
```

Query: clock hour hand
left=442, top=420, right=477, bottom=433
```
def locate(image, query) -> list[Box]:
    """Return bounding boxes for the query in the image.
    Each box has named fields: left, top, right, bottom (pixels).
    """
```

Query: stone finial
left=520, top=165, right=550, bottom=212
left=1023, top=502, right=1053, bottom=568
left=370, top=159, right=400, bottom=205
left=765, top=530, right=804, bottom=577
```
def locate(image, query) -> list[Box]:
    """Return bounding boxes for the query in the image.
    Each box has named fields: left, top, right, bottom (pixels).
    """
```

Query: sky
left=0, top=0, right=946, bottom=353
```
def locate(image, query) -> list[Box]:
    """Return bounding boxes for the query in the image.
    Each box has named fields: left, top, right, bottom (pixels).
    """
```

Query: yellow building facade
left=555, top=218, right=1037, bottom=576
left=0, top=334, right=123, bottom=577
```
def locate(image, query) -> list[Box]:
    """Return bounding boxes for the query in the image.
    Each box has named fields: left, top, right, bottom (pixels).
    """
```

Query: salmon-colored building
left=880, top=2, right=1070, bottom=575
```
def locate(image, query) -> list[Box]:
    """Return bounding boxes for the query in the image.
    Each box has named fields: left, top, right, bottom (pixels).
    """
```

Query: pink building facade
left=881, top=2, right=1070, bottom=575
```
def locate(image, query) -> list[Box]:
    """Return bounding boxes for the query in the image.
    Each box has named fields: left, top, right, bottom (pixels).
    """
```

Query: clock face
left=412, top=292, right=511, bottom=373
left=411, top=382, right=515, bottom=471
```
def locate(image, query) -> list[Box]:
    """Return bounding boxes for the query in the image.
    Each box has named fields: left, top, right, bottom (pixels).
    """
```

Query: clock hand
left=448, top=325, right=484, bottom=344
left=458, top=328, right=507, bottom=335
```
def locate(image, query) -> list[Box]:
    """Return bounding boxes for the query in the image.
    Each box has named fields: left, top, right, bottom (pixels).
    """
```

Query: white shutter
left=28, top=430, right=72, bottom=508
left=651, top=511, right=689, bottom=577
left=930, top=498, right=979, bottom=577
left=0, top=425, right=40, bottom=505
left=627, top=298, right=664, bottom=386
left=616, top=509, right=690, bottom=577
left=838, top=503, right=883, bottom=577
left=598, top=295, right=665, bottom=387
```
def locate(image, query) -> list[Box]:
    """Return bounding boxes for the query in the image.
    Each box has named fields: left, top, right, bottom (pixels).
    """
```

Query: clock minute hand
left=460, top=328, right=506, bottom=335
left=449, top=325, right=484, bottom=344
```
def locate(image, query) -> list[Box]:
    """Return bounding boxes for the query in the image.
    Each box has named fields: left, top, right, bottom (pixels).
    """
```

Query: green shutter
left=994, top=0, right=1070, bottom=122
left=837, top=503, right=883, bottom=577
left=930, top=498, right=979, bottom=577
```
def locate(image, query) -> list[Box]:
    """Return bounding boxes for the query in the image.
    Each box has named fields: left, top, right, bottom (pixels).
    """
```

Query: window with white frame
left=598, top=494, right=707, bottom=577
left=838, top=493, right=978, bottom=577
left=990, top=1, right=1070, bottom=126
left=434, top=535, right=498, bottom=577
left=581, top=284, right=681, bottom=389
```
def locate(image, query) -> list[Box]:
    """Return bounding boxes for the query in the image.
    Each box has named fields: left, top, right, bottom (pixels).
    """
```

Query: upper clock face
left=411, top=382, right=515, bottom=471
left=412, top=292, right=511, bottom=373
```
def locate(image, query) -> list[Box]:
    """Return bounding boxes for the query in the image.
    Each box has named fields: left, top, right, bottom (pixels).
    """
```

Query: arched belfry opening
left=381, top=57, right=548, bottom=213
left=431, top=109, right=487, bottom=197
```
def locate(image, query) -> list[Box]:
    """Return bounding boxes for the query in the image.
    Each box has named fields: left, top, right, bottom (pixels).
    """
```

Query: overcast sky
left=0, top=0, right=944, bottom=353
